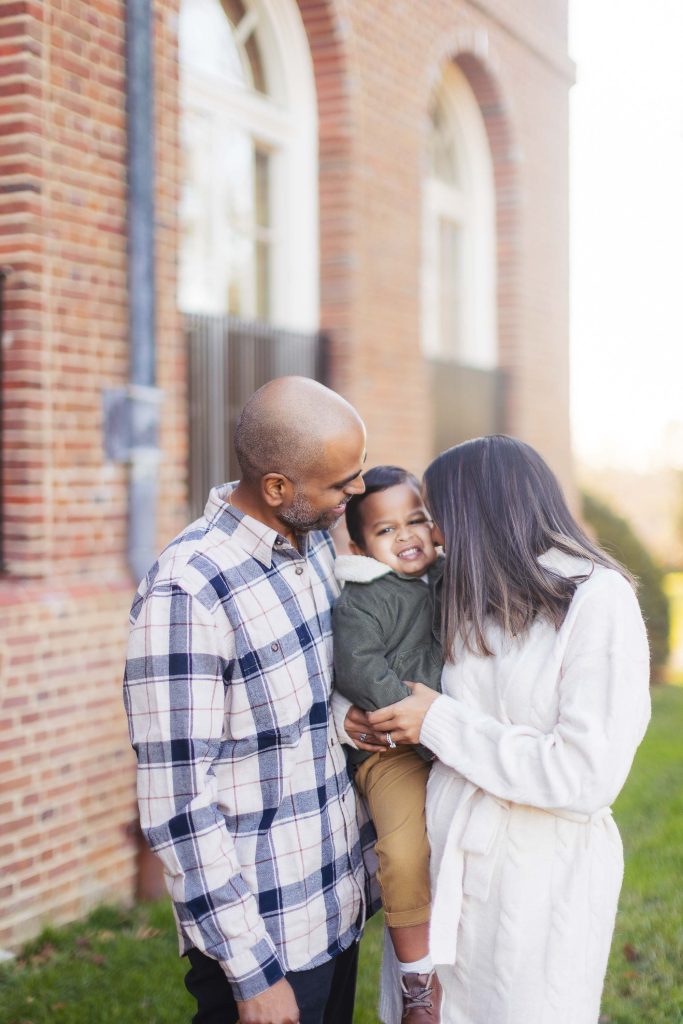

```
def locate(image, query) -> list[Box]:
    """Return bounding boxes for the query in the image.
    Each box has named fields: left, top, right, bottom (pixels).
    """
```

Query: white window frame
left=422, top=62, right=497, bottom=368
left=179, top=0, right=319, bottom=331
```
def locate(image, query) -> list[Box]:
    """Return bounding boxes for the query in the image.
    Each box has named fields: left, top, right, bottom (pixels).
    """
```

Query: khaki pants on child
left=354, top=746, right=431, bottom=928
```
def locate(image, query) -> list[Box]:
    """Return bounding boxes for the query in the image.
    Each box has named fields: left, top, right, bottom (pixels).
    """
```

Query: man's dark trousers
left=184, top=942, right=359, bottom=1024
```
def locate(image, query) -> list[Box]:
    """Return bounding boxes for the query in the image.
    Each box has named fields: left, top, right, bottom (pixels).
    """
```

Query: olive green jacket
left=332, top=554, right=443, bottom=765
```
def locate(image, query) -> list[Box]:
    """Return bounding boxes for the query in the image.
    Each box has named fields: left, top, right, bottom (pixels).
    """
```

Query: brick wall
left=0, top=0, right=185, bottom=948
left=303, top=0, right=574, bottom=487
left=0, top=0, right=572, bottom=948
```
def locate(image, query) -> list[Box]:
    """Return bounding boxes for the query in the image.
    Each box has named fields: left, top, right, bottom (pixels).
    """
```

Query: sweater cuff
left=331, top=691, right=358, bottom=748
left=419, top=693, right=471, bottom=767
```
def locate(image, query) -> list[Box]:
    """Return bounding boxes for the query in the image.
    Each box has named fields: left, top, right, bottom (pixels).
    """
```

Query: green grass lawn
left=599, top=684, right=683, bottom=1024
left=1, top=686, right=681, bottom=1024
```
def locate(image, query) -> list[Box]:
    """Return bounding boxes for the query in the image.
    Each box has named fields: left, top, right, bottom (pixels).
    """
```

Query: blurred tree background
left=582, top=492, right=670, bottom=678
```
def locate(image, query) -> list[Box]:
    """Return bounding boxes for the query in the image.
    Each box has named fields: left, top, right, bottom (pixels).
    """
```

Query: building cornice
left=465, top=0, right=577, bottom=83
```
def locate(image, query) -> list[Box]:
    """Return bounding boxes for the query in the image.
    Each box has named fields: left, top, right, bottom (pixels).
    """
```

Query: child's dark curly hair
left=345, top=465, right=421, bottom=549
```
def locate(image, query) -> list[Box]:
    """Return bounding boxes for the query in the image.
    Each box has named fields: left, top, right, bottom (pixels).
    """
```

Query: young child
left=333, top=465, right=443, bottom=1024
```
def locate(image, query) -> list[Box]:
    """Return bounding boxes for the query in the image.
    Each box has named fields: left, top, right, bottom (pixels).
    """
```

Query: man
left=124, top=377, right=370, bottom=1024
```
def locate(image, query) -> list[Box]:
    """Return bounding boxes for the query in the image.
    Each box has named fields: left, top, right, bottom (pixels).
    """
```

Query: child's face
left=351, top=483, right=438, bottom=576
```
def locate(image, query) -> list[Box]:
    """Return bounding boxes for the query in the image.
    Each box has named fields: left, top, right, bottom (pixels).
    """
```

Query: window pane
left=254, top=149, right=269, bottom=228
left=244, top=31, right=268, bottom=94
left=178, top=113, right=249, bottom=314
left=226, top=232, right=255, bottom=317
left=220, top=127, right=254, bottom=235
left=179, top=107, right=274, bottom=319
left=255, top=239, right=270, bottom=319
left=429, top=98, right=458, bottom=185
left=254, top=150, right=271, bottom=317
left=180, top=0, right=247, bottom=88
left=179, top=110, right=215, bottom=312
left=438, top=218, right=462, bottom=356
left=221, top=129, right=258, bottom=316
left=220, top=0, right=246, bottom=27
left=254, top=151, right=271, bottom=317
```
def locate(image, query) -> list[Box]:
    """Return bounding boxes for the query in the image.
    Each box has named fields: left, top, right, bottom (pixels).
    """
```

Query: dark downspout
left=124, top=0, right=166, bottom=902
left=125, top=0, right=161, bottom=583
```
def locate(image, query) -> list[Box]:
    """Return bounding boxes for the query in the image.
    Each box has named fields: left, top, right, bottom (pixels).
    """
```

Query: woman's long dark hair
left=423, top=435, right=634, bottom=659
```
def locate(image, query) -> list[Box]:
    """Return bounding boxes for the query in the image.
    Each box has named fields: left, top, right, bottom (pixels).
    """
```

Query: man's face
left=278, top=423, right=367, bottom=533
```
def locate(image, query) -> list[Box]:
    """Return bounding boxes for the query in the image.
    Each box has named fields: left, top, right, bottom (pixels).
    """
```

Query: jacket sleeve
left=419, top=574, right=651, bottom=814
left=333, top=591, right=413, bottom=710
left=123, top=583, right=284, bottom=1000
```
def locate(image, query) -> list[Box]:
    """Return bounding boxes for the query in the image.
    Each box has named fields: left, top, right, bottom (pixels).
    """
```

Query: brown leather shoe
left=400, top=969, right=442, bottom=1023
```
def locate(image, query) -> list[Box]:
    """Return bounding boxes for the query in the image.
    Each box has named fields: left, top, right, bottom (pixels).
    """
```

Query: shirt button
left=271, top=642, right=279, bottom=652
left=275, top=538, right=284, bottom=546
left=295, top=566, right=304, bottom=575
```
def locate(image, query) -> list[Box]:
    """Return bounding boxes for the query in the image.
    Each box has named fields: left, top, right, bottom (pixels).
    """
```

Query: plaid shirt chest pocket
left=225, top=603, right=327, bottom=739
left=231, top=635, right=314, bottom=737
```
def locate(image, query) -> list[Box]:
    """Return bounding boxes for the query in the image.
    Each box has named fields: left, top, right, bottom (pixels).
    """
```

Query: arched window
left=178, top=0, right=318, bottom=330
left=422, top=62, right=497, bottom=367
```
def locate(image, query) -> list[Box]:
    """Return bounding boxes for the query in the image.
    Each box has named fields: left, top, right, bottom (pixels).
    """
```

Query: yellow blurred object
left=663, top=573, right=683, bottom=684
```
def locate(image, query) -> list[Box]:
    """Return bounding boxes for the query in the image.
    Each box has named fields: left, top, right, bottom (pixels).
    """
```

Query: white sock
left=398, top=955, right=433, bottom=975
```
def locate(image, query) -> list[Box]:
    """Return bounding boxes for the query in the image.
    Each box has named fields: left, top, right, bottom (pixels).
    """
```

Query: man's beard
left=278, top=490, right=345, bottom=533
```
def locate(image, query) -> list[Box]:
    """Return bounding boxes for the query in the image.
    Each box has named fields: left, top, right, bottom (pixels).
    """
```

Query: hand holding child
left=343, top=704, right=390, bottom=751
left=366, top=682, right=440, bottom=745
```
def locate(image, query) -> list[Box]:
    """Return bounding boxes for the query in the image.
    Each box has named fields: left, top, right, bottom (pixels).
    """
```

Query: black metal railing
left=185, top=313, right=329, bottom=520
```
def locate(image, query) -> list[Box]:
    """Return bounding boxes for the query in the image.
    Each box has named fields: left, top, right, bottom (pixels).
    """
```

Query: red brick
left=0, top=0, right=572, bottom=949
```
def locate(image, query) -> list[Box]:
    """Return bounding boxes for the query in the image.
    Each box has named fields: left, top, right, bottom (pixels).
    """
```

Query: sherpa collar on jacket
left=334, top=554, right=434, bottom=585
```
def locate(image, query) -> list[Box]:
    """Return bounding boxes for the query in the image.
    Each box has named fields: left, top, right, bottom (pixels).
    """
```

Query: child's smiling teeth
left=398, top=546, right=421, bottom=559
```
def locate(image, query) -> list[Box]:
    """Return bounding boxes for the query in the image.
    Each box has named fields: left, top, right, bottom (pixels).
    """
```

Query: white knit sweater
left=379, top=549, right=651, bottom=1024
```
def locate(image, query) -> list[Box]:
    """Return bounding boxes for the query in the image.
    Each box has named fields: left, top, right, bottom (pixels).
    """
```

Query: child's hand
left=366, top=683, right=440, bottom=745
left=343, top=704, right=389, bottom=751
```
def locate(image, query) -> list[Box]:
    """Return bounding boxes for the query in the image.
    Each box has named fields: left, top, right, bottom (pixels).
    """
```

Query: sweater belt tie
left=429, top=778, right=612, bottom=967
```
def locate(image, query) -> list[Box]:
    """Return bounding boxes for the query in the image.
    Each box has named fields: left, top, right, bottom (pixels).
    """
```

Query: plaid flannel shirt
left=123, top=484, right=368, bottom=1000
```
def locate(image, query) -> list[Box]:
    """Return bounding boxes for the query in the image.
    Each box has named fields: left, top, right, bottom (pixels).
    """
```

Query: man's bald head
left=234, top=376, right=364, bottom=484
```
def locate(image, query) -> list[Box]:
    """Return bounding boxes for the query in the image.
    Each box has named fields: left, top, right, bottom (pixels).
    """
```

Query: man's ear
left=261, top=473, right=292, bottom=509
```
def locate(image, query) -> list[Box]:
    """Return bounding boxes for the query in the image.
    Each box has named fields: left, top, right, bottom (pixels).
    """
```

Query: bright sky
left=569, top=0, right=683, bottom=471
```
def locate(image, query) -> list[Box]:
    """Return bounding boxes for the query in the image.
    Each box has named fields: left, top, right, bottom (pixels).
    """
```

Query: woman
left=353, top=436, right=650, bottom=1024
